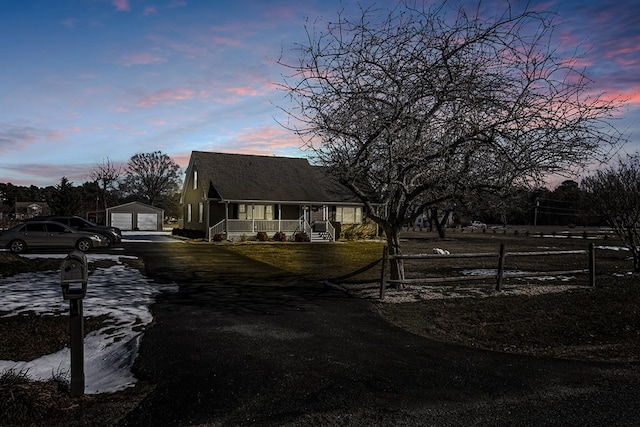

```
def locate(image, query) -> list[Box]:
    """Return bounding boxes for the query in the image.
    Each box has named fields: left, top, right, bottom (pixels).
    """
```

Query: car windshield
left=66, top=217, right=97, bottom=227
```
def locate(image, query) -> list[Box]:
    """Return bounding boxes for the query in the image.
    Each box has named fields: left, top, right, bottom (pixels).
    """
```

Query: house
left=106, top=201, right=165, bottom=231
left=14, top=202, right=50, bottom=219
left=181, top=151, right=367, bottom=242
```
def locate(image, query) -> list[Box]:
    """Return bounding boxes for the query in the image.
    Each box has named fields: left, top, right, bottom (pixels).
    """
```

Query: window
left=46, top=223, right=67, bottom=233
left=25, top=223, right=46, bottom=232
left=238, top=204, right=273, bottom=220
left=336, top=207, right=362, bottom=224
left=198, top=202, right=204, bottom=223
left=253, top=205, right=265, bottom=220
left=193, top=169, right=198, bottom=190
left=238, top=204, right=247, bottom=220
left=187, top=204, right=192, bottom=222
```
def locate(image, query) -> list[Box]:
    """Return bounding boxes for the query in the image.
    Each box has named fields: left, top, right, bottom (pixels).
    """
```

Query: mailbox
left=60, top=250, right=88, bottom=300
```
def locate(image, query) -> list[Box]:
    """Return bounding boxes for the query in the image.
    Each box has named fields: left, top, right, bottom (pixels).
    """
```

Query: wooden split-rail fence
left=380, top=243, right=596, bottom=300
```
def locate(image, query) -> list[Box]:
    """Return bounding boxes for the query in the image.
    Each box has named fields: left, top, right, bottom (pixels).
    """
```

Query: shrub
left=212, top=233, right=225, bottom=242
left=257, top=231, right=269, bottom=241
left=273, top=231, right=287, bottom=242
left=341, top=222, right=378, bottom=240
left=294, top=231, right=310, bottom=242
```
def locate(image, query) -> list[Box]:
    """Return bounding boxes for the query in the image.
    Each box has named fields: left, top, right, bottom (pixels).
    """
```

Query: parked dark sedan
left=26, top=215, right=122, bottom=247
left=0, top=221, right=108, bottom=253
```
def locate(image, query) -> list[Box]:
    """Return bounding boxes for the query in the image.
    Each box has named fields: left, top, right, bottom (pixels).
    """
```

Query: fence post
left=380, top=246, right=389, bottom=299
left=496, top=243, right=506, bottom=291
left=589, top=243, right=596, bottom=288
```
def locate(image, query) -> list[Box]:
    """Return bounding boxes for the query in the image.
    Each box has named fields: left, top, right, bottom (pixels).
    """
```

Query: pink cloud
left=112, top=0, right=130, bottom=12
left=602, top=87, right=640, bottom=106
left=137, top=88, right=196, bottom=107
left=211, top=36, right=242, bottom=47
left=120, top=52, right=166, bottom=67
left=147, top=118, right=166, bottom=126
left=47, top=130, right=63, bottom=140
left=143, top=6, right=157, bottom=16
left=0, top=126, right=60, bottom=153
left=225, top=86, right=260, bottom=97
left=169, top=151, right=193, bottom=168
left=225, top=126, right=303, bottom=155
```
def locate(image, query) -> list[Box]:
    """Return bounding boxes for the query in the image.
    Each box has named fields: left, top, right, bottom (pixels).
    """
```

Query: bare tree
left=278, top=0, right=622, bottom=280
left=122, top=151, right=181, bottom=207
left=89, top=157, right=122, bottom=211
left=582, top=154, right=640, bottom=273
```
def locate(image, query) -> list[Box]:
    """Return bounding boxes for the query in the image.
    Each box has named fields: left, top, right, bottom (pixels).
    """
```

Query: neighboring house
left=181, top=151, right=367, bottom=242
left=106, top=201, right=164, bottom=231
left=14, top=202, right=50, bottom=219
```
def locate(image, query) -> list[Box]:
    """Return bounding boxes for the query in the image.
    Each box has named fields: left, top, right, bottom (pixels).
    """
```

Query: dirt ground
left=369, top=229, right=639, bottom=362
left=0, top=227, right=638, bottom=425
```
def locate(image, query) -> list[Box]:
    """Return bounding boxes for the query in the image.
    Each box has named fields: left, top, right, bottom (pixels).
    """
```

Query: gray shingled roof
left=190, top=151, right=362, bottom=204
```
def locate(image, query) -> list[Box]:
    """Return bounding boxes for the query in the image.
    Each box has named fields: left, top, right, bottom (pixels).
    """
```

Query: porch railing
left=210, top=219, right=226, bottom=237
left=209, top=218, right=305, bottom=241
left=310, top=220, right=335, bottom=242
left=209, top=218, right=336, bottom=242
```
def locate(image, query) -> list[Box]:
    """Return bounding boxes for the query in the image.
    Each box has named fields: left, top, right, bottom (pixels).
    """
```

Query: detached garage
left=106, top=202, right=164, bottom=231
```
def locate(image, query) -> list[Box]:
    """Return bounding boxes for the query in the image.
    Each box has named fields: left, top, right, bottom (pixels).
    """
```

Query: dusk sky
left=1, top=0, right=638, bottom=187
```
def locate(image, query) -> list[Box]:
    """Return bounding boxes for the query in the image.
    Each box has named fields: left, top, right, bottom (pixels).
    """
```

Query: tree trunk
left=431, top=208, right=447, bottom=239
left=385, top=225, right=405, bottom=282
left=632, top=248, right=640, bottom=273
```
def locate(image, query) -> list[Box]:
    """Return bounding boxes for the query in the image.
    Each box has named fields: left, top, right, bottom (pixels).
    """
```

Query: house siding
left=209, top=203, right=226, bottom=227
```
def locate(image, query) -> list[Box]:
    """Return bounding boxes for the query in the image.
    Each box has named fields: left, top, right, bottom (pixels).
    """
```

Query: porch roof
left=190, top=151, right=363, bottom=205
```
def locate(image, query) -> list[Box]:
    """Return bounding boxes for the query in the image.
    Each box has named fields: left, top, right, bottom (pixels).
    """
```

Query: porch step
left=311, top=231, right=332, bottom=242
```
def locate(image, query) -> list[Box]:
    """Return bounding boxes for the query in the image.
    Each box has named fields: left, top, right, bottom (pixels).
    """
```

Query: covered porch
left=208, top=202, right=336, bottom=242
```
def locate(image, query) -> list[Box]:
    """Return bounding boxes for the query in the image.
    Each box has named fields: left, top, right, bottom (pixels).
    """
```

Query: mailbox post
left=60, top=250, right=88, bottom=397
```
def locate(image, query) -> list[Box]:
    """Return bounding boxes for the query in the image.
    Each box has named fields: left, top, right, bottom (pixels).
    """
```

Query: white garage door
left=111, top=213, right=133, bottom=230
left=137, top=213, right=158, bottom=231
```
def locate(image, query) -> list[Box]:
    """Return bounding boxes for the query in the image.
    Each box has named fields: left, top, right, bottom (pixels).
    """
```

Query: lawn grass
left=222, top=240, right=385, bottom=281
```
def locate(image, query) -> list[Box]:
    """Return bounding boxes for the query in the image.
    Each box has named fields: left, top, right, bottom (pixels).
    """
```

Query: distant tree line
left=466, top=179, right=602, bottom=228
left=0, top=151, right=181, bottom=225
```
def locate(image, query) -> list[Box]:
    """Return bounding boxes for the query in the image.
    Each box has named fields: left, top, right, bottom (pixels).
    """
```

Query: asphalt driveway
left=118, top=242, right=640, bottom=426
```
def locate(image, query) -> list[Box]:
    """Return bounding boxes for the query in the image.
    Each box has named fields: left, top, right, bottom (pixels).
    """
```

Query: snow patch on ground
left=0, top=254, right=177, bottom=394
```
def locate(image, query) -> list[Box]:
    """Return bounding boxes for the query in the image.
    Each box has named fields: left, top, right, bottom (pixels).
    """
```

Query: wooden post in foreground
left=380, top=246, right=389, bottom=299
left=496, top=243, right=506, bottom=291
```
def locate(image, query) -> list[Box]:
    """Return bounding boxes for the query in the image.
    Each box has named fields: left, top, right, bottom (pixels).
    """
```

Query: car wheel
left=104, top=235, right=113, bottom=247
left=9, top=240, right=27, bottom=253
left=76, top=238, right=92, bottom=252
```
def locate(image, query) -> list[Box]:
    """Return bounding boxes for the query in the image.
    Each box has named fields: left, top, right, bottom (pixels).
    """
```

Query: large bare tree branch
left=277, top=0, right=624, bottom=279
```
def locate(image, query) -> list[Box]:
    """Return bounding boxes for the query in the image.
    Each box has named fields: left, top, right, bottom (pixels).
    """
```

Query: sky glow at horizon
left=1, top=0, right=638, bottom=188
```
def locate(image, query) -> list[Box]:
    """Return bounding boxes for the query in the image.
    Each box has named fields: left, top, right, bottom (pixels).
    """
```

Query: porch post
left=224, top=201, right=229, bottom=238
left=278, top=203, right=282, bottom=231
left=251, top=204, right=255, bottom=232
left=205, top=199, right=210, bottom=239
